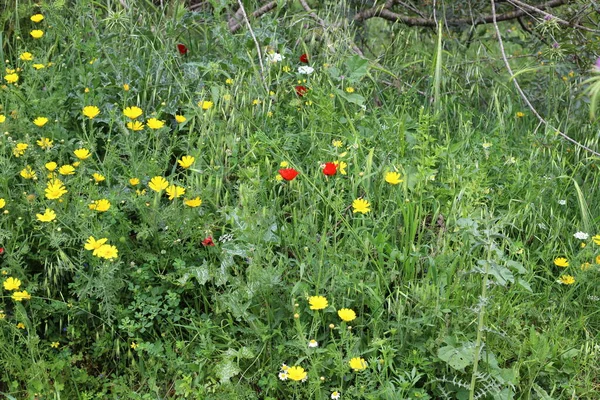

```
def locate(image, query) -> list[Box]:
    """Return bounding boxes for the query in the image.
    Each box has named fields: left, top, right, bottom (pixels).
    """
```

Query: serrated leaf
left=215, top=358, right=240, bottom=383
left=437, top=344, right=473, bottom=370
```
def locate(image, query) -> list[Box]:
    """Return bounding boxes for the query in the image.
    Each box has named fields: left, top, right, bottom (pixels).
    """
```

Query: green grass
left=0, top=1, right=600, bottom=399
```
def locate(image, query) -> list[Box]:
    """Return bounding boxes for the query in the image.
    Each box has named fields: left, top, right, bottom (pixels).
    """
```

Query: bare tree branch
left=506, top=0, right=600, bottom=33
left=229, top=1, right=277, bottom=33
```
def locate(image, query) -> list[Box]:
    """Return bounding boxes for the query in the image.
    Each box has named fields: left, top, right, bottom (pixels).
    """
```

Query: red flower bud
left=279, top=168, right=299, bottom=181
left=323, top=162, right=337, bottom=176
left=177, top=44, right=188, bottom=55
left=299, top=53, right=309, bottom=63
left=295, top=85, right=308, bottom=97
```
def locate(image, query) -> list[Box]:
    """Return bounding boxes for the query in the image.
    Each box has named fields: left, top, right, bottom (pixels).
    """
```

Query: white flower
left=308, top=339, right=318, bottom=348
left=558, top=199, right=567, bottom=205
left=331, top=391, right=341, bottom=399
left=267, top=53, right=284, bottom=63
left=278, top=372, right=288, bottom=381
left=574, top=231, right=589, bottom=240
left=298, top=66, right=314, bottom=75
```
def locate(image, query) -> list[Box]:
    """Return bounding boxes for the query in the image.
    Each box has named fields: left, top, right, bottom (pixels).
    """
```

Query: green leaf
left=344, top=55, right=369, bottom=81
left=437, top=342, right=474, bottom=370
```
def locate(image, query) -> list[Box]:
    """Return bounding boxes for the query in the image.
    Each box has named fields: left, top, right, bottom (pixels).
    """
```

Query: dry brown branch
left=506, top=0, right=600, bottom=33
left=229, top=1, right=277, bottom=33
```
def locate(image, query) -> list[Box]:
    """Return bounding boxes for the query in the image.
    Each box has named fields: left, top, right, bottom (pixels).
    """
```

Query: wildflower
left=278, top=372, right=288, bottom=381
left=332, top=140, right=343, bottom=148
left=123, top=83, right=130, bottom=91
left=331, top=391, right=341, bottom=399
left=89, top=199, right=111, bottom=212
left=30, top=14, right=44, bottom=22
left=223, top=94, right=232, bottom=101
left=333, top=161, right=347, bottom=175
left=266, top=53, right=284, bottom=63
left=178, top=155, right=195, bottom=169
left=33, top=117, right=49, bottom=127
left=92, top=173, right=105, bottom=183
left=295, top=85, right=308, bottom=97
left=3, top=277, right=21, bottom=291
left=385, top=171, right=403, bottom=185
left=0, top=312, right=5, bottom=320
left=36, top=137, right=53, bottom=149
left=345, top=87, right=355, bottom=93
left=184, top=197, right=202, bottom=207
left=593, top=235, right=600, bottom=245
left=202, top=237, right=215, bottom=247
left=516, top=112, right=525, bottom=118
left=323, top=162, right=337, bottom=176
left=299, top=54, right=309, bottom=63
left=283, top=65, right=291, bottom=72
left=36, top=208, right=56, bottom=222
left=177, top=44, right=188, bottom=55
left=252, top=99, right=261, bottom=106
left=45, top=179, right=67, bottom=200
left=175, top=115, right=186, bottom=123
left=20, top=166, right=37, bottom=180
left=20, top=52, right=33, bottom=61
left=349, top=357, right=367, bottom=371
left=338, top=308, right=356, bottom=322
left=4, top=73, right=19, bottom=84
left=13, top=143, right=29, bottom=157
left=94, top=244, right=118, bottom=260
left=308, top=340, right=318, bottom=348
left=574, top=232, right=589, bottom=240
left=32, top=64, right=45, bottom=70
left=17, top=323, right=26, bottom=329
left=298, top=66, right=314, bottom=75
left=12, top=290, right=31, bottom=301
left=279, top=168, right=299, bottom=181
left=58, top=165, right=75, bottom=175
left=146, top=118, right=165, bottom=130
left=226, top=78, right=234, bottom=85
left=558, top=199, right=566, bottom=205
left=557, top=274, right=575, bottom=285
left=0, top=198, right=4, bottom=208
left=581, top=262, right=591, bottom=271
left=51, top=342, right=60, bottom=348
left=287, top=366, right=307, bottom=381
left=131, top=342, right=138, bottom=349
left=30, top=30, right=44, bottom=39
left=0, top=115, right=5, bottom=123
left=84, top=236, right=108, bottom=251
left=74, top=148, right=91, bottom=160
left=166, top=185, right=185, bottom=200
left=127, top=121, right=144, bottom=131
left=199, top=100, right=214, bottom=110
left=129, top=178, right=140, bottom=186
left=482, top=142, right=492, bottom=149
left=352, top=198, right=371, bottom=214
left=149, top=176, right=169, bottom=192
left=82, top=106, right=100, bottom=119
left=308, top=295, right=328, bottom=310
left=45, top=162, right=57, bottom=171
left=123, top=106, right=143, bottom=119
left=554, top=257, right=569, bottom=267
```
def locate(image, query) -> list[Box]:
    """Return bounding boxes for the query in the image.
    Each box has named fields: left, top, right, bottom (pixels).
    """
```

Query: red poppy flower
left=279, top=168, right=299, bottom=181
left=323, top=162, right=337, bottom=176
left=299, top=53, right=309, bottom=63
left=295, top=85, right=308, bottom=97
left=202, top=237, right=215, bottom=247
left=177, top=44, right=188, bottom=55
left=0, top=247, right=4, bottom=255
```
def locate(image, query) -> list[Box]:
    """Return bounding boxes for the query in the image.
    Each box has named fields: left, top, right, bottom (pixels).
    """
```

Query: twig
left=235, top=0, right=268, bottom=92
left=506, top=0, right=600, bottom=33
left=490, top=0, right=600, bottom=157
left=229, top=1, right=278, bottom=33
left=298, top=0, right=327, bottom=27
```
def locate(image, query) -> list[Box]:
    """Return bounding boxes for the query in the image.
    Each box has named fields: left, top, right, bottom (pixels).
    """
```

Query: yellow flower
left=45, top=179, right=67, bottom=200
left=45, top=162, right=57, bottom=171
left=13, top=143, right=28, bottom=157
left=36, top=137, right=53, bottom=149
left=184, top=197, right=202, bottom=207
left=127, top=121, right=144, bottom=131
left=20, top=52, right=33, bottom=61
left=558, top=274, right=575, bottom=285
left=89, top=199, right=111, bottom=212
left=0, top=311, right=5, bottom=320
left=146, top=118, right=165, bottom=129
left=92, top=173, right=106, bottom=183
left=59, top=165, right=75, bottom=175
left=123, top=83, right=130, bottom=91
left=308, top=295, right=328, bottom=310
left=30, top=14, right=44, bottom=23
left=17, top=322, right=26, bottom=329
left=85, top=236, right=108, bottom=251
left=252, top=99, right=261, bottom=105
left=280, top=161, right=289, bottom=168
left=20, top=166, right=37, bottom=180
left=131, top=342, right=138, bottom=349
left=166, top=184, right=185, bottom=200
left=346, top=87, right=355, bottom=93
left=0, top=115, right=5, bottom=123
left=83, top=106, right=100, bottom=119
left=51, top=342, right=60, bottom=348
left=32, top=64, right=45, bottom=70
left=12, top=290, right=31, bottom=301
left=93, top=244, right=118, bottom=260
left=333, top=161, right=347, bottom=175
left=36, top=208, right=56, bottom=222
left=352, top=198, right=371, bottom=214
left=349, top=357, right=367, bottom=371
left=199, top=100, right=213, bottom=110
left=516, top=112, right=525, bottom=118
left=72, top=161, right=81, bottom=167
left=33, top=117, right=49, bottom=127
left=4, top=73, right=19, bottom=84
left=283, top=66, right=291, bottom=72
left=178, top=155, right=195, bottom=169
left=337, top=308, right=356, bottom=322
left=226, top=78, right=234, bottom=85
left=223, top=94, right=232, bottom=102
left=593, top=235, right=600, bottom=245
left=148, top=176, right=169, bottom=192
left=3, top=277, right=21, bottom=291
left=30, top=30, right=44, bottom=39
left=0, top=198, right=5, bottom=209
left=129, top=178, right=140, bottom=186
left=287, top=366, right=307, bottom=381
left=385, top=171, right=403, bottom=185
left=332, top=140, right=343, bottom=148
left=175, top=114, right=186, bottom=123
left=74, top=148, right=91, bottom=160
left=554, top=257, right=569, bottom=267
left=84, top=87, right=90, bottom=93
left=123, top=106, right=143, bottom=119
left=580, top=262, right=591, bottom=271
